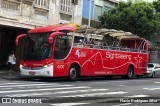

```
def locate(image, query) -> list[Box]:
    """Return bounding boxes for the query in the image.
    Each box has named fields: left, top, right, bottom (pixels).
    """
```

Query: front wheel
left=68, top=65, right=79, bottom=81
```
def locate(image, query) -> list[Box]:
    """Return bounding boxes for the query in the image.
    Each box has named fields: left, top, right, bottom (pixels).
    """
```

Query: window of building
left=1, top=0, right=20, bottom=11
left=34, top=0, right=49, bottom=17
left=60, top=0, right=72, bottom=15
left=94, top=5, right=103, bottom=20
left=60, top=13, right=72, bottom=22
left=104, top=6, right=110, bottom=11
left=34, top=0, right=49, bottom=9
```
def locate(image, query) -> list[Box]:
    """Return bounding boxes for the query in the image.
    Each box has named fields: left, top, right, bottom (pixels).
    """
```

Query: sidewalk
left=0, top=70, right=21, bottom=79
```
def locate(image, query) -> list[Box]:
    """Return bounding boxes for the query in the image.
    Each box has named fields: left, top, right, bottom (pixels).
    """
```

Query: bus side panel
left=104, top=50, right=130, bottom=75
left=53, top=47, right=148, bottom=77
left=61, top=48, right=95, bottom=77
left=53, top=60, right=68, bottom=77
left=134, top=53, right=148, bottom=75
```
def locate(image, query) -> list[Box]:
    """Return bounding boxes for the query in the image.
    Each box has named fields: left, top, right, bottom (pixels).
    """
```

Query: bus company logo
left=75, top=49, right=86, bottom=58
left=106, top=52, right=131, bottom=60
left=76, top=49, right=80, bottom=57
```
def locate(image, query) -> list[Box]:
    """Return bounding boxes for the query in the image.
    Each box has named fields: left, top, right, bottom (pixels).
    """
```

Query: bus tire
left=127, top=66, right=134, bottom=78
left=68, top=65, right=79, bottom=81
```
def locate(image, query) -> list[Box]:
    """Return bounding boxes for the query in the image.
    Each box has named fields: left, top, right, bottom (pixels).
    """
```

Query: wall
left=0, top=0, right=82, bottom=29
left=0, top=0, right=83, bottom=69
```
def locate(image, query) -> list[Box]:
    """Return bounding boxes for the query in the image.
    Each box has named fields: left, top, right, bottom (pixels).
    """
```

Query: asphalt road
left=0, top=76, right=160, bottom=106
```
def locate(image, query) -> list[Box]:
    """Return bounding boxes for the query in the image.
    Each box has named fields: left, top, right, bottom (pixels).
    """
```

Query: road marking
left=118, top=85, right=125, bottom=86
left=92, top=81, right=127, bottom=84
left=0, top=83, right=24, bottom=85
left=92, top=82, right=108, bottom=84
left=0, top=83, right=65, bottom=88
left=0, top=86, right=91, bottom=94
left=0, top=82, right=49, bottom=85
left=6, top=89, right=108, bottom=97
left=2, top=88, right=13, bottom=90
left=154, top=82, right=160, bottom=83
left=112, top=103, right=132, bottom=106
left=143, top=88, right=160, bottom=90
left=59, top=91, right=128, bottom=97
left=50, top=103, right=89, bottom=106
left=125, top=94, right=149, bottom=98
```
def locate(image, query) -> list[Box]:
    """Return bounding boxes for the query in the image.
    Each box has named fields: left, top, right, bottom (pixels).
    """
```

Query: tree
left=153, top=0, right=160, bottom=12
left=99, top=1, right=160, bottom=38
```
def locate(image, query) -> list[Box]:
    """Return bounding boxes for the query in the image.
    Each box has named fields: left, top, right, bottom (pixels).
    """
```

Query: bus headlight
left=44, top=65, right=48, bottom=68
left=43, top=63, right=53, bottom=68
left=20, top=64, right=23, bottom=68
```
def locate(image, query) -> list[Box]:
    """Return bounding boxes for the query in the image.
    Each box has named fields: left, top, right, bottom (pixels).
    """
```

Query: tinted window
left=22, top=32, right=53, bottom=61
left=54, top=34, right=73, bottom=59
left=148, top=64, right=154, bottom=68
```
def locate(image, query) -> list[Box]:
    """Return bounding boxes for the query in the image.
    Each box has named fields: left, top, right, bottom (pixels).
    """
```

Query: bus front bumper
left=20, top=65, right=53, bottom=77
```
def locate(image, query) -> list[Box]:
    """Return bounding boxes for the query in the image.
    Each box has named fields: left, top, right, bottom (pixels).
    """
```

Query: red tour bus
left=16, top=24, right=148, bottom=80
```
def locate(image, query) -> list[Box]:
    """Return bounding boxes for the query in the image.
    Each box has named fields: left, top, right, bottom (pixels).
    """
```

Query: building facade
left=82, top=0, right=118, bottom=27
left=117, top=0, right=157, bottom=2
left=0, top=0, right=82, bottom=69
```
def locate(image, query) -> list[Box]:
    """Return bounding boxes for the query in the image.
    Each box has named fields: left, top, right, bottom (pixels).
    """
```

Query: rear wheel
left=126, top=66, right=134, bottom=79
left=68, top=65, right=79, bottom=81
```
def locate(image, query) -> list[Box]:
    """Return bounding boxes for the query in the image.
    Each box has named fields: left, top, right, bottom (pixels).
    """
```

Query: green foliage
left=153, top=0, right=160, bottom=12
left=99, top=1, right=160, bottom=38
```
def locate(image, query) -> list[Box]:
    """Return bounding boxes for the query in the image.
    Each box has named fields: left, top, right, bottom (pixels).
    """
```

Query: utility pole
left=88, top=0, right=92, bottom=27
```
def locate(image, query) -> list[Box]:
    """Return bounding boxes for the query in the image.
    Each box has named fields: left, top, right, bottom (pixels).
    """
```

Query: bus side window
left=55, top=38, right=66, bottom=51
left=54, top=35, right=72, bottom=59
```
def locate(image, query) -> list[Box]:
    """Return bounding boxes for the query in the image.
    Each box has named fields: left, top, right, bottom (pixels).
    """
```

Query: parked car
left=147, top=63, right=160, bottom=78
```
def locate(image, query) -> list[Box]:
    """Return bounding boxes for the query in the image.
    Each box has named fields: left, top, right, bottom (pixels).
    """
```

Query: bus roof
left=28, top=24, right=78, bottom=33
left=28, top=23, right=142, bottom=40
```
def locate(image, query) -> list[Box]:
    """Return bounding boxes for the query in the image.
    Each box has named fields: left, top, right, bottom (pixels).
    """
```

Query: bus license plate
left=29, top=71, right=35, bottom=75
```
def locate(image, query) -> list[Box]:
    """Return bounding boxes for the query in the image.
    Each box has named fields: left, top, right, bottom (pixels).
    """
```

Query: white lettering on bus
left=94, top=71, right=112, bottom=75
left=57, top=65, right=64, bottom=69
left=79, top=52, right=86, bottom=57
left=106, top=52, right=131, bottom=60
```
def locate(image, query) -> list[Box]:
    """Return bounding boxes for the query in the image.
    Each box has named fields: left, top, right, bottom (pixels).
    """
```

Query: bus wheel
left=68, top=65, right=78, bottom=81
left=127, top=66, right=134, bottom=78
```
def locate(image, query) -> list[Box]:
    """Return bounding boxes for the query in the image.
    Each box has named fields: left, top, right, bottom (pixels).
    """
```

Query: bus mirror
left=48, top=32, right=65, bottom=44
left=15, top=34, right=26, bottom=46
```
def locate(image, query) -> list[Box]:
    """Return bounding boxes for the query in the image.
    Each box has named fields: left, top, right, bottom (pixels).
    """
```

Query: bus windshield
left=22, top=32, right=53, bottom=61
